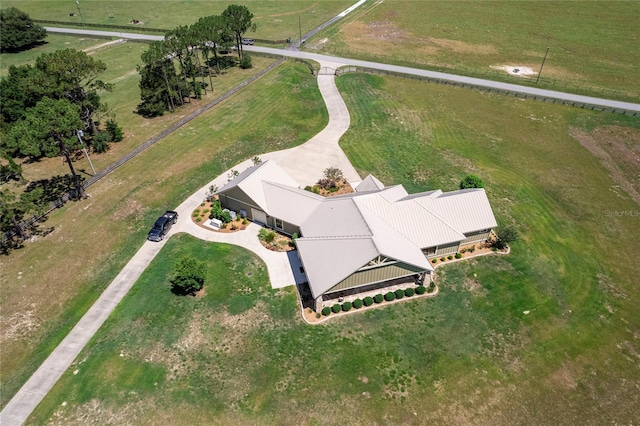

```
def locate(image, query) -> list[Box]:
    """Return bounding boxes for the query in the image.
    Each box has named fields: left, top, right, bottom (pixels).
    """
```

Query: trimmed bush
left=440, top=257, right=446, bottom=262
left=416, top=285, right=427, bottom=295
left=405, top=287, right=415, bottom=297
left=242, top=218, right=248, bottom=225
left=384, top=292, right=396, bottom=302
left=322, top=307, right=331, bottom=316
left=374, top=294, right=384, bottom=304
left=394, top=289, right=405, bottom=299
left=342, top=302, right=352, bottom=312
left=455, top=252, right=462, bottom=259
left=193, top=209, right=200, bottom=217
left=196, top=217, right=202, bottom=222
left=447, top=255, right=453, bottom=260
left=363, top=296, right=374, bottom=306
left=428, top=282, right=436, bottom=292
left=331, top=304, right=341, bottom=314
left=353, top=299, right=363, bottom=309
left=431, top=258, right=437, bottom=264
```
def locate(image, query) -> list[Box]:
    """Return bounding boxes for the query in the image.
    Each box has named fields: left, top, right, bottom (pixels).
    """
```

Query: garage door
left=251, top=208, right=267, bottom=225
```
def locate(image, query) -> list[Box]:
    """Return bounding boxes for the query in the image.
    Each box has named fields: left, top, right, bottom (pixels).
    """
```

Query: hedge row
left=320, top=285, right=432, bottom=317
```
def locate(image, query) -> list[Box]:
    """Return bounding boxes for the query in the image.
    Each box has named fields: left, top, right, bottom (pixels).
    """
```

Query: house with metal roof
left=216, top=160, right=497, bottom=311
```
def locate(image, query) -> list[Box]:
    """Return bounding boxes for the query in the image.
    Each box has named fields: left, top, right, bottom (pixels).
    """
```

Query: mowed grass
left=315, top=0, right=640, bottom=96
left=27, top=75, right=640, bottom=424
left=0, top=61, right=327, bottom=410
left=0, top=34, right=109, bottom=77
left=10, top=40, right=279, bottom=184
left=0, top=0, right=354, bottom=39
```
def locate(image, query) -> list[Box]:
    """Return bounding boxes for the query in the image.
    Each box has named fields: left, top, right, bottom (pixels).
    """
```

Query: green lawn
left=25, top=74, right=640, bottom=424
left=0, top=60, right=327, bottom=411
left=0, top=34, right=109, bottom=77
left=314, top=0, right=640, bottom=97
left=0, top=0, right=354, bottom=39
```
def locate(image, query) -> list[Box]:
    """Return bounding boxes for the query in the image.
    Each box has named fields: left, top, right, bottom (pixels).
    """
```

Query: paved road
left=45, top=26, right=640, bottom=113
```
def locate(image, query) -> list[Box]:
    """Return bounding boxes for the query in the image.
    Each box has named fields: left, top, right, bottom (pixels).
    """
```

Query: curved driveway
left=0, top=58, right=356, bottom=426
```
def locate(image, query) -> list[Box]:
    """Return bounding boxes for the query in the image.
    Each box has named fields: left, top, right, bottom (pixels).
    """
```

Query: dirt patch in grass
left=570, top=125, right=640, bottom=204
left=338, top=20, right=497, bottom=57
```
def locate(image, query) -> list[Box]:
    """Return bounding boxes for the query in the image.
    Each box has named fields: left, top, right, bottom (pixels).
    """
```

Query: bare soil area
left=570, top=125, right=640, bottom=204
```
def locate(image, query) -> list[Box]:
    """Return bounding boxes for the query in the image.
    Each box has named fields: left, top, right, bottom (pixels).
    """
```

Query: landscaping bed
left=191, top=200, right=248, bottom=233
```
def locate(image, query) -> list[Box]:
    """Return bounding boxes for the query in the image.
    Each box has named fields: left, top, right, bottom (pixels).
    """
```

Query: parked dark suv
left=147, top=210, right=178, bottom=242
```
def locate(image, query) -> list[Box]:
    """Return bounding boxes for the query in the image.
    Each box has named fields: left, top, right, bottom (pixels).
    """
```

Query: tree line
left=1, top=7, right=123, bottom=246
left=137, top=4, right=256, bottom=117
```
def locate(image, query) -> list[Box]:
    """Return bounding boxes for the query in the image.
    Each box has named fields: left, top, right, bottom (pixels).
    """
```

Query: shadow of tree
left=25, top=174, right=85, bottom=203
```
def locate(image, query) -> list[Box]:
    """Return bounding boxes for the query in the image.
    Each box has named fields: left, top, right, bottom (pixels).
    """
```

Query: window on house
left=275, top=218, right=283, bottom=229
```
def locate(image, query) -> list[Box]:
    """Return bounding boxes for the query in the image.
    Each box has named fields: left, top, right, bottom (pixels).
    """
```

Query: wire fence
left=36, top=19, right=288, bottom=45
left=321, top=46, right=640, bottom=104
left=336, top=66, right=640, bottom=117
left=1, top=57, right=286, bottom=247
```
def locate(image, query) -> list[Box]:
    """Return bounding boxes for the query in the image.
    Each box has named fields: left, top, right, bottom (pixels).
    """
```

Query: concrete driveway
left=0, top=56, right=359, bottom=426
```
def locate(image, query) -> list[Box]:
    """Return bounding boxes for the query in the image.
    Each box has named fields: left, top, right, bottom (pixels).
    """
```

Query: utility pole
left=77, top=130, right=96, bottom=175
left=75, top=0, right=85, bottom=26
left=536, top=47, right=549, bottom=84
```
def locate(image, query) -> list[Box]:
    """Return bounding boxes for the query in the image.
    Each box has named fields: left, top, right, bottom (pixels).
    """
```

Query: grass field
left=0, top=0, right=354, bottom=39
left=311, top=0, right=640, bottom=96
left=0, top=60, right=328, bottom=410
left=2, top=39, right=280, bottom=185
left=0, top=34, right=111, bottom=77
left=23, top=74, right=640, bottom=424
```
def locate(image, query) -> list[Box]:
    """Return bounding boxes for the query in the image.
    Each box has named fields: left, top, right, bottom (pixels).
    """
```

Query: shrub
left=193, top=209, right=200, bottom=217
left=440, top=257, right=446, bottom=262
left=384, top=292, right=396, bottom=302
left=470, top=245, right=476, bottom=253
left=431, top=258, right=437, bottom=264
left=242, top=218, right=248, bottom=225
left=459, top=174, right=484, bottom=189
left=259, top=228, right=276, bottom=243
left=331, top=304, right=341, bottom=314
left=195, top=217, right=201, bottom=222
left=92, top=131, right=111, bottom=153
left=428, top=282, right=436, bottom=292
left=322, top=307, right=331, bottom=316
left=240, top=53, right=253, bottom=69
left=416, top=285, right=427, bottom=295
left=201, top=202, right=206, bottom=206
left=220, top=223, right=227, bottom=229
left=363, top=296, right=374, bottom=306
left=230, top=224, right=238, bottom=230
left=171, top=256, right=206, bottom=295
left=342, top=302, right=352, bottom=312
left=405, top=287, right=415, bottom=297
left=374, top=294, right=384, bottom=304
left=494, top=226, right=518, bottom=249
left=394, top=289, right=405, bottom=299
left=353, top=299, right=363, bottom=309
left=203, top=208, right=210, bottom=214
left=235, top=215, right=241, bottom=221
left=106, top=119, right=123, bottom=142
left=455, top=252, right=462, bottom=259
left=447, top=255, right=453, bottom=260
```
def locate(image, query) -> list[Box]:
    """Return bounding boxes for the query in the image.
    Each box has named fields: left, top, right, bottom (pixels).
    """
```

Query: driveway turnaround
left=0, top=55, right=357, bottom=425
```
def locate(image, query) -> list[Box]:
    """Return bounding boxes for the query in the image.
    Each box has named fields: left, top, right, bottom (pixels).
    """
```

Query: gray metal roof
left=413, top=188, right=498, bottom=233
left=263, top=182, right=323, bottom=226
left=296, top=237, right=379, bottom=298
left=356, top=174, right=385, bottom=192
left=216, top=160, right=300, bottom=212
left=217, top=165, right=497, bottom=298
